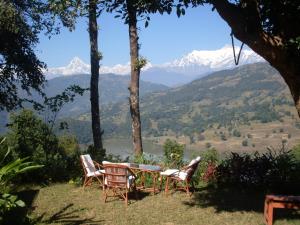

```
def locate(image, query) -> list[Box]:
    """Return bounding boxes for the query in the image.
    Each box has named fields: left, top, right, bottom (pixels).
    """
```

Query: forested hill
left=0, top=73, right=167, bottom=134
left=82, top=62, right=297, bottom=141
left=44, top=73, right=168, bottom=117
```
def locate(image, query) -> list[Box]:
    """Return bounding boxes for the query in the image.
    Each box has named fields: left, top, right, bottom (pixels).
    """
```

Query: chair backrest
left=185, top=156, right=201, bottom=181
left=80, top=154, right=96, bottom=175
left=103, top=163, right=132, bottom=189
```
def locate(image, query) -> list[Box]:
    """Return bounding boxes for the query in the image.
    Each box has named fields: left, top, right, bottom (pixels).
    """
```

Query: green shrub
left=86, top=145, right=106, bottom=164
left=197, top=148, right=220, bottom=185
left=215, top=149, right=300, bottom=193
left=205, top=142, right=212, bottom=148
left=242, top=139, right=248, bottom=147
left=163, top=139, right=184, bottom=168
left=232, top=129, right=241, bottom=137
left=0, top=138, right=42, bottom=223
left=6, top=109, right=81, bottom=182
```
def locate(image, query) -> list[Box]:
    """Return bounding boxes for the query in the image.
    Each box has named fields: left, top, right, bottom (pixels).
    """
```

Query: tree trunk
left=126, top=0, right=143, bottom=156
left=88, top=0, right=103, bottom=150
left=210, top=0, right=300, bottom=117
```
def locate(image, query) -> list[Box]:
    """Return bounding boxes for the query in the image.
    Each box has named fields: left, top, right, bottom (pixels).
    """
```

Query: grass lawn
left=21, top=183, right=300, bottom=225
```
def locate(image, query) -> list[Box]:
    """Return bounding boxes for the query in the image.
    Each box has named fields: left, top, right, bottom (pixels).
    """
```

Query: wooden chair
left=161, top=156, right=201, bottom=196
left=103, top=163, right=137, bottom=205
left=80, top=154, right=104, bottom=189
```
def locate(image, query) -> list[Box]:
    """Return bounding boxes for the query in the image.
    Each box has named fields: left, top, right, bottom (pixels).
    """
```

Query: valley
left=54, top=63, right=300, bottom=156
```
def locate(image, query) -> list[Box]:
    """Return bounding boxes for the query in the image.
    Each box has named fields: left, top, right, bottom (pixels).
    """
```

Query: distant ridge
left=45, top=46, right=264, bottom=86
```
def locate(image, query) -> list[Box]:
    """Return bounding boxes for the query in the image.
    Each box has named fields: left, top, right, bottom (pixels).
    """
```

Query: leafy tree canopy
left=0, top=0, right=79, bottom=111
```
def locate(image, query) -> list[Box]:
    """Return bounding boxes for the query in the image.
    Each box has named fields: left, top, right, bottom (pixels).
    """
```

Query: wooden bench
left=264, top=195, right=300, bottom=225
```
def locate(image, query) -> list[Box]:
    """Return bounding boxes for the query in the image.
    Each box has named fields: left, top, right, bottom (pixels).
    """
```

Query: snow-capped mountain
left=161, top=45, right=264, bottom=76
left=47, top=57, right=90, bottom=79
left=45, top=45, right=264, bottom=85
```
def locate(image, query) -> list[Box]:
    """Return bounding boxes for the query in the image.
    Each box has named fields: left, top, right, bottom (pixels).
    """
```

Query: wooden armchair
left=80, top=154, right=104, bottom=189
left=103, top=163, right=137, bottom=205
left=161, top=156, right=201, bottom=196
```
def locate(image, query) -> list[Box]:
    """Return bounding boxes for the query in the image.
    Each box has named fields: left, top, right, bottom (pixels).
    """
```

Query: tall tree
left=0, top=0, right=77, bottom=111
left=126, top=0, right=144, bottom=156
left=88, top=0, right=104, bottom=150
left=107, top=0, right=171, bottom=156
left=176, top=0, right=300, bottom=116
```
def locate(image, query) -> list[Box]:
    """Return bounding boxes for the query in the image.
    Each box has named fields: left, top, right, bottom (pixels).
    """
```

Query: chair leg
left=185, top=181, right=191, bottom=196
left=125, top=189, right=128, bottom=205
left=83, top=176, right=91, bottom=189
left=159, top=176, right=163, bottom=191
left=165, top=177, right=170, bottom=196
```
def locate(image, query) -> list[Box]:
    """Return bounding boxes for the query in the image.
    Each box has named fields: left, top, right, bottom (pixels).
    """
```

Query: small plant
left=242, top=139, right=248, bottom=147
left=233, top=129, right=241, bottom=137
left=220, top=134, right=227, bottom=141
left=205, top=142, right=212, bottom=149
left=0, top=138, right=43, bottom=222
left=197, top=148, right=220, bottom=185
left=202, top=163, right=217, bottom=183
left=163, top=139, right=184, bottom=168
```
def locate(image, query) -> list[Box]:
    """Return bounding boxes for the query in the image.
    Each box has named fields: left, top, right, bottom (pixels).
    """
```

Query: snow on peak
left=162, top=45, right=264, bottom=75
left=45, top=45, right=264, bottom=80
left=46, top=57, right=90, bottom=78
left=100, top=63, right=131, bottom=75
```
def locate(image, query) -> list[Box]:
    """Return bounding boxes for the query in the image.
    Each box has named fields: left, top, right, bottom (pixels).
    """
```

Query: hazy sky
left=37, top=5, right=240, bottom=68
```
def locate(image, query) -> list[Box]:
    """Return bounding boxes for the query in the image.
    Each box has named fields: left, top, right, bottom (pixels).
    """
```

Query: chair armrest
left=93, top=160, right=104, bottom=170
left=128, top=167, right=137, bottom=179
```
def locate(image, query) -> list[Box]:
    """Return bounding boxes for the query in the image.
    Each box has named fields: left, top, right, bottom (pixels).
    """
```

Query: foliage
left=291, top=144, right=300, bottom=162
left=242, top=139, right=248, bottom=147
left=0, top=138, right=42, bottom=222
left=163, top=139, right=184, bottom=168
left=215, top=148, right=300, bottom=193
left=42, top=85, right=88, bottom=130
left=7, top=109, right=81, bottom=182
left=197, top=148, right=219, bottom=184
left=0, top=0, right=78, bottom=111
left=86, top=145, right=106, bottom=164
left=232, top=129, right=241, bottom=137
left=133, top=153, right=158, bottom=165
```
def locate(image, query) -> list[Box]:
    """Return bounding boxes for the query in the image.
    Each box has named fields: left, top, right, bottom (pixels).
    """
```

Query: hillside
left=0, top=73, right=167, bottom=134
left=63, top=63, right=300, bottom=152
left=44, top=73, right=168, bottom=117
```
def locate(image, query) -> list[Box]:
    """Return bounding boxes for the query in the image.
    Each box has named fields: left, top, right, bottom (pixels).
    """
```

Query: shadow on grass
left=2, top=189, right=40, bottom=225
left=31, top=203, right=104, bottom=225
left=183, top=186, right=266, bottom=212
left=3, top=189, right=103, bottom=225
left=103, top=189, right=151, bottom=205
left=182, top=186, right=300, bottom=224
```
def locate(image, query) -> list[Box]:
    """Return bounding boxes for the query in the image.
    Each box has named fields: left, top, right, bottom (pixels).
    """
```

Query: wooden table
left=130, top=164, right=162, bottom=194
left=264, top=195, right=300, bottom=225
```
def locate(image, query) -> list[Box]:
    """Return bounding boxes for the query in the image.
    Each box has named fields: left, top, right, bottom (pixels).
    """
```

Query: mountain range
left=46, top=45, right=264, bottom=86
left=53, top=62, right=299, bottom=146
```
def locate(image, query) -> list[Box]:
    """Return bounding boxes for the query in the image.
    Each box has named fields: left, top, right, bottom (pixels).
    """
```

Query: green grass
left=19, top=183, right=300, bottom=225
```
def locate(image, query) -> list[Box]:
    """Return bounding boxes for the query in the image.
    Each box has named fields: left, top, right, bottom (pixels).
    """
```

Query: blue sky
left=37, top=5, right=239, bottom=68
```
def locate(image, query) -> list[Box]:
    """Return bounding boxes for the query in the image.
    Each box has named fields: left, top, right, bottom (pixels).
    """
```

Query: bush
left=0, top=138, right=42, bottom=223
left=6, top=109, right=81, bottom=182
left=232, top=129, right=241, bottom=137
left=242, top=139, right=248, bottom=147
left=86, top=144, right=106, bottom=164
left=163, top=139, right=184, bottom=168
left=205, top=142, right=212, bottom=148
left=198, top=148, right=220, bottom=184
left=215, top=149, right=300, bottom=193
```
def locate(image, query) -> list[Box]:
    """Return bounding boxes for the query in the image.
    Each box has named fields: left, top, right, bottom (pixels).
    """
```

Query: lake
left=103, top=138, right=197, bottom=160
